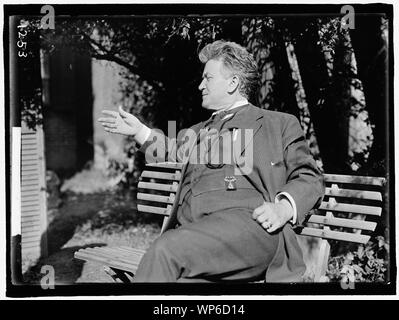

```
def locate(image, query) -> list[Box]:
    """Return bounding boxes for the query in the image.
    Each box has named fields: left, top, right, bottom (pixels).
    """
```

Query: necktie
left=195, top=105, right=248, bottom=166
left=204, top=107, right=238, bottom=130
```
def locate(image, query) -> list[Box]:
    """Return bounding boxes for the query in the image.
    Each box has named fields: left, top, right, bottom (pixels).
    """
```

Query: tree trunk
left=284, top=39, right=323, bottom=171
left=349, top=15, right=388, bottom=177
left=242, top=18, right=277, bottom=109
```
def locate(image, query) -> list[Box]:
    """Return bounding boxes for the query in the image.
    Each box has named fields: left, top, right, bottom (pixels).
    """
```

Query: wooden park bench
left=74, top=162, right=386, bottom=283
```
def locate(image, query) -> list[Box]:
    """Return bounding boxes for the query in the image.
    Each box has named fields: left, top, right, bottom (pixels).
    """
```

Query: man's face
left=198, top=59, right=232, bottom=110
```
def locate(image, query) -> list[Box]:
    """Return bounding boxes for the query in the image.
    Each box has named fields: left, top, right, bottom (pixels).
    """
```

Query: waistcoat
left=176, top=106, right=266, bottom=225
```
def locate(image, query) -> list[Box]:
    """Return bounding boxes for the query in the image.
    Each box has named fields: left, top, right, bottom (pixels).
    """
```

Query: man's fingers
left=267, top=224, right=279, bottom=233
left=118, top=105, right=129, bottom=117
left=103, top=127, right=114, bottom=133
left=101, top=122, right=117, bottom=129
left=255, top=213, right=269, bottom=224
left=252, top=207, right=261, bottom=219
left=101, top=110, right=118, bottom=117
left=261, top=221, right=271, bottom=229
left=252, top=202, right=283, bottom=233
left=98, top=119, right=117, bottom=127
left=104, top=126, right=119, bottom=134
left=98, top=117, right=116, bottom=123
left=252, top=201, right=268, bottom=219
left=261, top=220, right=279, bottom=233
left=252, top=202, right=265, bottom=219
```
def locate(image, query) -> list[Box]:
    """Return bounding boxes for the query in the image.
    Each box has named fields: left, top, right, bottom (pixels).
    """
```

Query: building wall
left=91, top=59, right=127, bottom=170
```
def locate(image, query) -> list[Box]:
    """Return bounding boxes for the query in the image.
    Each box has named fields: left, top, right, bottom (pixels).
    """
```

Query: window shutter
left=21, top=124, right=48, bottom=260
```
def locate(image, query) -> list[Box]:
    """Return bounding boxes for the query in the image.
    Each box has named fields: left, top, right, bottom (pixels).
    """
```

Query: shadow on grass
left=43, top=192, right=112, bottom=256
left=22, top=244, right=106, bottom=285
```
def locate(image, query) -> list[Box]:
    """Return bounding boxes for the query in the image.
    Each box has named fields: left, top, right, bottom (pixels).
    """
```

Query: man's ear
left=227, top=75, right=240, bottom=94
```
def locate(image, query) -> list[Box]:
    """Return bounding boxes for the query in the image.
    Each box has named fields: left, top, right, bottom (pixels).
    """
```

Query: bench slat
left=119, top=245, right=147, bottom=253
left=141, top=171, right=181, bottom=181
left=325, top=187, right=382, bottom=201
left=74, top=250, right=142, bottom=273
left=137, top=204, right=171, bottom=216
left=137, top=193, right=174, bottom=204
left=75, top=247, right=144, bottom=263
left=138, top=181, right=178, bottom=192
left=79, top=253, right=142, bottom=269
left=318, top=202, right=382, bottom=216
left=298, top=227, right=370, bottom=244
left=83, top=247, right=145, bottom=261
left=323, top=174, right=385, bottom=186
left=307, top=215, right=377, bottom=231
left=147, top=162, right=184, bottom=169
left=113, top=246, right=147, bottom=256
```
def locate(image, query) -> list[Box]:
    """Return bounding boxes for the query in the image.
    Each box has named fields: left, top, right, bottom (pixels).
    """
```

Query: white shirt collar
left=211, top=99, right=249, bottom=116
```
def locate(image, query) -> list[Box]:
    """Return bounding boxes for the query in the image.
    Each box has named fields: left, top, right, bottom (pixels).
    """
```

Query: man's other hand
left=98, top=105, right=144, bottom=136
left=252, top=199, right=294, bottom=233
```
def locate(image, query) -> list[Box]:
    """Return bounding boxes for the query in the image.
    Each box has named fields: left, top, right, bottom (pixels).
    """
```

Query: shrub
left=327, top=235, right=388, bottom=283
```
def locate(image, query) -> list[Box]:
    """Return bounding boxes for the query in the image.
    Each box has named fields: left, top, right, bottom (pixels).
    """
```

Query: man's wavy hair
left=198, top=40, right=260, bottom=100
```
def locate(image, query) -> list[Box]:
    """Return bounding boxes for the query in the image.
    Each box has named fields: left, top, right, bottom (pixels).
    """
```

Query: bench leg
left=104, top=266, right=135, bottom=283
left=314, top=210, right=334, bottom=282
left=314, top=239, right=331, bottom=282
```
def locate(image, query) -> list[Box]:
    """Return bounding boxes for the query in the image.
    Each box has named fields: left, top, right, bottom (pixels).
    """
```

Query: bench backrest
left=137, top=162, right=183, bottom=232
left=297, top=174, right=385, bottom=244
left=137, top=163, right=385, bottom=244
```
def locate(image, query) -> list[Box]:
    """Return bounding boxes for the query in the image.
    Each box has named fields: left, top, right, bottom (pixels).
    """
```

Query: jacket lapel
left=223, top=105, right=264, bottom=156
left=162, top=121, right=205, bottom=232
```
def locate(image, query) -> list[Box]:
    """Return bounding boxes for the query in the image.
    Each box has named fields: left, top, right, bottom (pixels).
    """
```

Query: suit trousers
left=132, top=204, right=280, bottom=282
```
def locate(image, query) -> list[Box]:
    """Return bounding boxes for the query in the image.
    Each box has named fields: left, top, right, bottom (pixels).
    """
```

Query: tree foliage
left=21, top=14, right=388, bottom=177
left=17, top=18, right=43, bottom=129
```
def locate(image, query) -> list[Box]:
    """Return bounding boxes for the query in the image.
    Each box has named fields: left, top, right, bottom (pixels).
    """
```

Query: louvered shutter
left=20, top=123, right=48, bottom=259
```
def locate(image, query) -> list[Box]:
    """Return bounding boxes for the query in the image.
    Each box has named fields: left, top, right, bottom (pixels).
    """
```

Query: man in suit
left=99, top=40, right=325, bottom=282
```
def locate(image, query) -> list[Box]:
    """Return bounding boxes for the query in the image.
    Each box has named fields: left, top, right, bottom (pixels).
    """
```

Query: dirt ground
left=22, top=190, right=162, bottom=284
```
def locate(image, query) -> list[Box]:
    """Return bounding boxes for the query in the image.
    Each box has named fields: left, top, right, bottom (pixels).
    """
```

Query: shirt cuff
left=134, top=125, right=152, bottom=146
left=275, top=192, right=297, bottom=225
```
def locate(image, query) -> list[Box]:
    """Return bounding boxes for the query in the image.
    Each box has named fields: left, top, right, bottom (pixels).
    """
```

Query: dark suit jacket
left=139, top=104, right=325, bottom=282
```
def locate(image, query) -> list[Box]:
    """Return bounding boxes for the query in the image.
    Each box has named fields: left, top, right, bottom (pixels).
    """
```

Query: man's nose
left=198, top=79, right=205, bottom=91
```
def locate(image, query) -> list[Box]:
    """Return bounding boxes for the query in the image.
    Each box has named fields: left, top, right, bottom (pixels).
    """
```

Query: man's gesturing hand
left=252, top=199, right=294, bottom=233
left=98, top=106, right=144, bottom=136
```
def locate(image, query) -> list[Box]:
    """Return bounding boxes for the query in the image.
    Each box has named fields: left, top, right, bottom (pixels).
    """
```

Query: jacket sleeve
left=277, top=114, right=325, bottom=226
